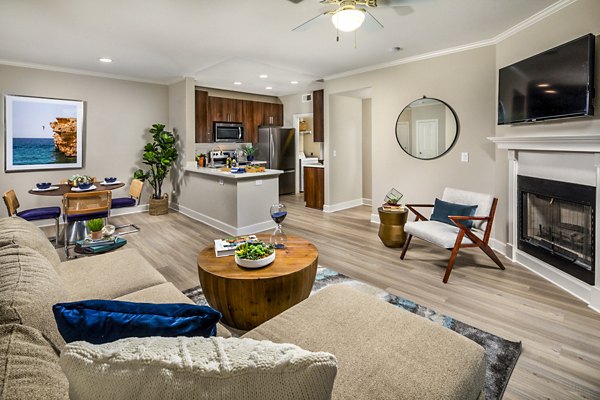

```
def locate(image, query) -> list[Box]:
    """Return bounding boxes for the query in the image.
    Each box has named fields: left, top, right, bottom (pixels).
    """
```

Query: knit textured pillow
left=60, top=336, right=337, bottom=400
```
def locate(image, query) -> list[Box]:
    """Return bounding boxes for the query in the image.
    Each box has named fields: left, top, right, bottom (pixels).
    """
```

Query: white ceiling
left=0, top=0, right=560, bottom=96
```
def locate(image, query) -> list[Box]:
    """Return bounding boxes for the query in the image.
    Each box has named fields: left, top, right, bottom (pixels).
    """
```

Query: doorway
left=416, top=119, right=438, bottom=159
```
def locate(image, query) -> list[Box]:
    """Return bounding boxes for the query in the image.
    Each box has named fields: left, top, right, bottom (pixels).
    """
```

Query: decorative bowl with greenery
left=68, top=174, right=93, bottom=187
left=133, top=123, right=178, bottom=215
left=241, top=145, right=257, bottom=161
left=86, top=218, right=104, bottom=240
left=234, top=241, right=276, bottom=268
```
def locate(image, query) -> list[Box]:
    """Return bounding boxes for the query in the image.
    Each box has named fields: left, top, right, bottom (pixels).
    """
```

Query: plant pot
left=247, top=155, right=254, bottom=162
left=91, top=231, right=103, bottom=240
left=149, top=194, right=169, bottom=216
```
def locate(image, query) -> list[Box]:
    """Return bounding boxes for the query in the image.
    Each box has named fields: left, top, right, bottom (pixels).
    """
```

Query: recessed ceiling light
left=265, top=86, right=273, bottom=90
left=233, top=81, right=242, bottom=85
left=259, top=74, right=268, bottom=79
left=537, top=83, right=550, bottom=87
left=290, top=81, right=299, bottom=84
left=98, top=58, right=112, bottom=63
left=545, top=90, right=557, bottom=94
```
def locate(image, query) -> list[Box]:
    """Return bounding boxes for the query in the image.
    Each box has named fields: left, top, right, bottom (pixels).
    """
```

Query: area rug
left=184, top=267, right=522, bottom=400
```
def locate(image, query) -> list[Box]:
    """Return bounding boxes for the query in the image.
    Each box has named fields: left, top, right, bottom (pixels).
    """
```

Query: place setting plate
left=71, top=185, right=97, bottom=192
left=100, top=180, right=123, bottom=186
left=31, top=186, right=59, bottom=192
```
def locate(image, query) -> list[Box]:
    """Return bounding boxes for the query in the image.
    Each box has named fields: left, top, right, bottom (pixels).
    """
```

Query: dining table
left=28, top=182, right=126, bottom=244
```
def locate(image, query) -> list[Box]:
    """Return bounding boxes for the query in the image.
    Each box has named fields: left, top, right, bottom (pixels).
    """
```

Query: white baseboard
left=362, top=198, right=372, bottom=206
left=323, top=198, right=364, bottom=213
left=170, top=203, right=273, bottom=236
left=370, top=213, right=380, bottom=224
left=490, top=238, right=510, bottom=258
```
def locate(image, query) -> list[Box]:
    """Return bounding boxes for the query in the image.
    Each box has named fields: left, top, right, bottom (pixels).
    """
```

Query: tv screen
left=498, top=34, right=595, bottom=125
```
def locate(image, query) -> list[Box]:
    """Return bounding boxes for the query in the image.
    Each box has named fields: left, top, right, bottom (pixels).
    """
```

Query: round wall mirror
left=395, top=97, right=459, bottom=160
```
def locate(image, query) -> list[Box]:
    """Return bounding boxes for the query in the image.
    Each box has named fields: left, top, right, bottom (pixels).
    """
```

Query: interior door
left=397, top=122, right=409, bottom=153
left=416, top=119, right=439, bottom=159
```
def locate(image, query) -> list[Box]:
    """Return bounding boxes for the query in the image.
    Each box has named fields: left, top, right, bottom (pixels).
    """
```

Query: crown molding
left=0, top=59, right=170, bottom=86
left=323, top=0, right=577, bottom=82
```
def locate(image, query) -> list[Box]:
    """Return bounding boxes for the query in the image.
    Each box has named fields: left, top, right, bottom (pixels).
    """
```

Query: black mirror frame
left=395, top=96, right=460, bottom=161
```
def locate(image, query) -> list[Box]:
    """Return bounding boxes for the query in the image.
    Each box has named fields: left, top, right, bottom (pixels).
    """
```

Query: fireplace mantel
left=488, top=133, right=600, bottom=152
left=490, top=134, right=600, bottom=313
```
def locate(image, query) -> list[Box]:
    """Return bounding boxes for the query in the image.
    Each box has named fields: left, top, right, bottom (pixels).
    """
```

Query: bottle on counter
left=226, top=156, right=231, bottom=168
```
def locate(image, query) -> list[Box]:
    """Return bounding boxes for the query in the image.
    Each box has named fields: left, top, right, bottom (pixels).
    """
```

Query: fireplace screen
left=518, top=175, right=595, bottom=285
left=523, top=193, right=593, bottom=271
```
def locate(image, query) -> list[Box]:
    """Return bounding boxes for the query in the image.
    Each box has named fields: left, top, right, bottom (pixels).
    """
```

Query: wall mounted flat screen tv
left=498, top=34, right=595, bottom=125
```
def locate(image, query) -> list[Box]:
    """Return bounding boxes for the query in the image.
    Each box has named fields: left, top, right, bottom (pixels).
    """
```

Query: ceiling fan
left=291, top=0, right=410, bottom=33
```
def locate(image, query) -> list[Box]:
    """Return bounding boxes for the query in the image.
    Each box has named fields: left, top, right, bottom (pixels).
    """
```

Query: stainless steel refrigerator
left=256, top=126, right=295, bottom=195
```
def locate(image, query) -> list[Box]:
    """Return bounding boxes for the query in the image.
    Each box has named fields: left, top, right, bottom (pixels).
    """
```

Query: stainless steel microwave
left=214, top=122, right=244, bottom=142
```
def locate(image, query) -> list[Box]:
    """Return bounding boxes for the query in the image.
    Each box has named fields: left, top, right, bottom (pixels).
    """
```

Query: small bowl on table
left=77, top=182, right=92, bottom=190
left=36, top=182, right=52, bottom=190
left=235, top=251, right=276, bottom=269
left=104, top=177, right=117, bottom=183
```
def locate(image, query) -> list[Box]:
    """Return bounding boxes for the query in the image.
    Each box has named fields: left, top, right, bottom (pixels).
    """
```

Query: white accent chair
left=400, top=187, right=505, bottom=283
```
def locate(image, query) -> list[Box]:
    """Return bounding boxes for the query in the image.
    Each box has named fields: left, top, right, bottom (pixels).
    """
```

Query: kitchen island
left=177, top=164, right=283, bottom=236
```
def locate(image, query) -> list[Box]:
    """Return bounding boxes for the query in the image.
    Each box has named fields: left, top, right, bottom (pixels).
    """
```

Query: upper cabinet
left=209, top=97, right=243, bottom=123
left=195, top=92, right=284, bottom=143
left=195, top=90, right=210, bottom=143
left=313, top=89, right=324, bottom=142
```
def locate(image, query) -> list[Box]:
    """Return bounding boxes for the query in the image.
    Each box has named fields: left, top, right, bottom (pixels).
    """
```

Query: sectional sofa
left=0, top=216, right=486, bottom=399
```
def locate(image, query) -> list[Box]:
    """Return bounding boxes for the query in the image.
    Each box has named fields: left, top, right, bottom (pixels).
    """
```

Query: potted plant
left=195, top=152, right=206, bottom=167
left=86, top=218, right=104, bottom=240
left=241, top=145, right=256, bottom=162
left=134, top=123, right=178, bottom=216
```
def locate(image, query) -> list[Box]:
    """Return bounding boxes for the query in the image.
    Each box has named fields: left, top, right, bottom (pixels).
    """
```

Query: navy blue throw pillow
left=430, top=198, right=478, bottom=229
left=53, top=300, right=222, bottom=344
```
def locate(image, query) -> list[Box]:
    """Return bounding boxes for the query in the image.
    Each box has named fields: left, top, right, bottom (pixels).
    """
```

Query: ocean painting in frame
left=4, top=95, right=84, bottom=172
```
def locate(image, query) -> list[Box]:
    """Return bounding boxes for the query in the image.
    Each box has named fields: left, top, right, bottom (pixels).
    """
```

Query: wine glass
left=269, top=203, right=288, bottom=249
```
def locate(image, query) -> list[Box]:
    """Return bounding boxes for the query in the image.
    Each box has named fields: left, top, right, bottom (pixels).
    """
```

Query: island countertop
left=184, top=165, right=283, bottom=179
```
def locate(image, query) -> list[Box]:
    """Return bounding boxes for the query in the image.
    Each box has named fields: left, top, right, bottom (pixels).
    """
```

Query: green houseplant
left=134, top=123, right=178, bottom=215
left=86, top=218, right=104, bottom=240
left=241, top=145, right=256, bottom=162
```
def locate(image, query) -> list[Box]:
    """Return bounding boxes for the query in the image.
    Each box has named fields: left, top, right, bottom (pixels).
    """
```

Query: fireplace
left=518, top=175, right=595, bottom=284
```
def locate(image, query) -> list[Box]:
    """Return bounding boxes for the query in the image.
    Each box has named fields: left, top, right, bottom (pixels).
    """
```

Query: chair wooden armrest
left=405, top=204, right=434, bottom=222
left=448, top=215, right=490, bottom=221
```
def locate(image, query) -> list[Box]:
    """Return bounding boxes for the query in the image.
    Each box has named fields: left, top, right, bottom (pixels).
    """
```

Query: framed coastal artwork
left=4, top=95, right=84, bottom=172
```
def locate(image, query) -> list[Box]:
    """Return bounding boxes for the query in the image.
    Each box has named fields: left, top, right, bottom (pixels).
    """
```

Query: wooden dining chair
left=400, top=187, right=505, bottom=283
left=62, top=190, right=111, bottom=255
left=110, top=179, right=144, bottom=234
left=3, top=189, right=61, bottom=244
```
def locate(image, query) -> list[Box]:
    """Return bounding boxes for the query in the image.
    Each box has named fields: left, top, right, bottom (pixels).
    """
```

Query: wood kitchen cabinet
left=195, top=90, right=210, bottom=143
left=313, top=89, right=324, bottom=142
left=304, top=166, right=324, bottom=210
left=209, top=97, right=243, bottom=123
left=195, top=93, right=284, bottom=143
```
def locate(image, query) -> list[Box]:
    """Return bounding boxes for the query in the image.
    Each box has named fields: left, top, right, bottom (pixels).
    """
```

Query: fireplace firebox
left=518, top=175, right=595, bottom=285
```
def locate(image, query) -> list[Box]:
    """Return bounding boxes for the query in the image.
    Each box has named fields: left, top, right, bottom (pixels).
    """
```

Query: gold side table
left=378, top=207, right=409, bottom=248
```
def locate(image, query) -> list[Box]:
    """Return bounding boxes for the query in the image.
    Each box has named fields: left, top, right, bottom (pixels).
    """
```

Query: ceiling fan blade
left=287, top=0, right=305, bottom=3
left=292, top=13, right=327, bottom=32
left=376, top=0, right=409, bottom=6
left=362, top=9, right=384, bottom=32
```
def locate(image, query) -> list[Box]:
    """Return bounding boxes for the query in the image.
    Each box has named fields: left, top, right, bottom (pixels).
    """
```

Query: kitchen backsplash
left=194, top=142, right=252, bottom=156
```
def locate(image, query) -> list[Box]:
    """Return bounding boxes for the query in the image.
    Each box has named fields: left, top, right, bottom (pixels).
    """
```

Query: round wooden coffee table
left=197, top=235, right=318, bottom=330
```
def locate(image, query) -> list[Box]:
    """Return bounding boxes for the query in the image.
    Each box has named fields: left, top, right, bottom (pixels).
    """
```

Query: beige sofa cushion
left=0, top=216, right=61, bottom=268
left=115, top=282, right=232, bottom=338
left=243, top=285, right=486, bottom=400
left=55, top=248, right=167, bottom=300
left=60, top=336, right=338, bottom=400
left=0, top=243, right=67, bottom=352
left=0, top=324, right=69, bottom=400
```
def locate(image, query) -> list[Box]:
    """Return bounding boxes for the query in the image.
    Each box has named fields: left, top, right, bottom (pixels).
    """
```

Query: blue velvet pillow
left=53, top=300, right=221, bottom=344
left=430, top=198, right=478, bottom=228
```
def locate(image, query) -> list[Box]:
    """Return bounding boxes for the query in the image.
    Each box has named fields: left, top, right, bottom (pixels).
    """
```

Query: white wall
left=0, top=64, right=168, bottom=217
left=327, top=94, right=363, bottom=206
left=279, top=93, right=313, bottom=127
left=325, top=45, right=497, bottom=220
left=362, top=98, right=372, bottom=202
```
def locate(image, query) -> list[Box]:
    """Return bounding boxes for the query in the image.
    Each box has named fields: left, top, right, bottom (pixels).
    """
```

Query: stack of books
left=214, top=235, right=257, bottom=257
left=79, top=235, right=118, bottom=248
left=382, top=204, right=406, bottom=211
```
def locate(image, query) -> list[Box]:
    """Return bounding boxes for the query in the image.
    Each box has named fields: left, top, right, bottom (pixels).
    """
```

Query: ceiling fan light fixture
left=331, top=9, right=365, bottom=32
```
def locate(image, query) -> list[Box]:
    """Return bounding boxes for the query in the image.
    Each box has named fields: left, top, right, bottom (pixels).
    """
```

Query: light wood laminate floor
left=77, top=194, right=599, bottom=399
